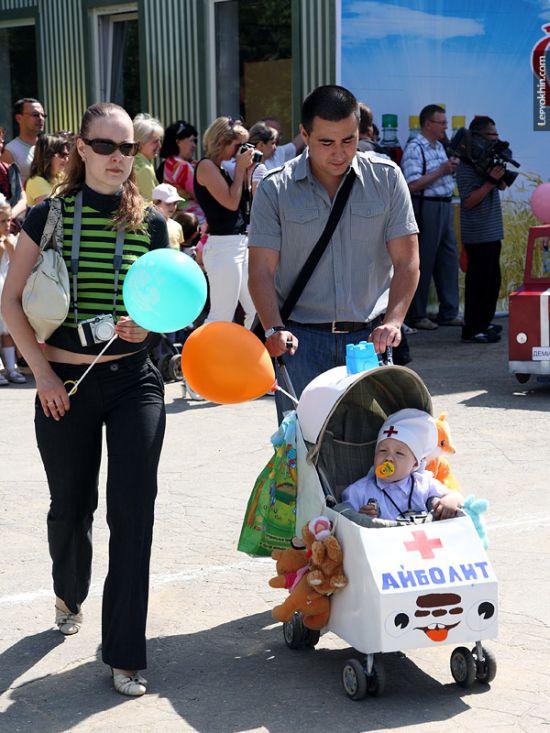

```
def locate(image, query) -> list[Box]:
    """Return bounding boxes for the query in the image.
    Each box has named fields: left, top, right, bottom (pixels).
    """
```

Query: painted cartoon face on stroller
left=285, top=364, right=497, bottom=699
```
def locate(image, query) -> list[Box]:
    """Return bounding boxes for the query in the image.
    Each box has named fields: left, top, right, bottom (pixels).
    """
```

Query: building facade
left=0, top=0, right=337, bottom=141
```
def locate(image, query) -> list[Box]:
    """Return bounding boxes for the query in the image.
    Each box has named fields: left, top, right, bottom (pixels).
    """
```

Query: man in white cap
left=341, top=409, right=463, bottom=521
left=152, top=183, right=184, bottom=250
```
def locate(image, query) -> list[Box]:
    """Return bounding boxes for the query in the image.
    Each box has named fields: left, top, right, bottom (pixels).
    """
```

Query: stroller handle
left=381, top=346, right=393, bottom=365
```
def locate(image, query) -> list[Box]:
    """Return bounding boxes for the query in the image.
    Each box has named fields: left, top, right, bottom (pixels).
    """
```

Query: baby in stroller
left=340, top=409, right=463, bottom=524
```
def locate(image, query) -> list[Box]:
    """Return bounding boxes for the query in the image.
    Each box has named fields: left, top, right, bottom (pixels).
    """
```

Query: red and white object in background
left=508, top=225, right=550, bottom=383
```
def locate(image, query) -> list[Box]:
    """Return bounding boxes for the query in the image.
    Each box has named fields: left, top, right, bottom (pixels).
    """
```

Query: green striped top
left=23, top=185, right=169, bottom=354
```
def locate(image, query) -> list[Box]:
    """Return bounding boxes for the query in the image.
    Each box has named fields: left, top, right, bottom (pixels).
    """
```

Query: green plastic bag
left=238, top=412, right=297, bottom=557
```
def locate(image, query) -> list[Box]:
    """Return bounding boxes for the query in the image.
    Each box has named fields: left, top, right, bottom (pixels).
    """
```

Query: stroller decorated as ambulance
left=240, top=363, right=498, bottom=700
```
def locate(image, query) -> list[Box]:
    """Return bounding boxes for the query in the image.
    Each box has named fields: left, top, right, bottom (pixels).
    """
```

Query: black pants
left=35, top=351, right=166, bottom=670
left=462, top=241, right=502, bottom=339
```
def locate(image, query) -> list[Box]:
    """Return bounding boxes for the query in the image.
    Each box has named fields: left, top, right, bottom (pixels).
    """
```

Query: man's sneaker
left=0, top=373, right=9, bottom=387
left=487, top=323, right=503, bottom=334
left=461, top=331, right=501, bottom=344
left=411, top=317, right=438, bottom=330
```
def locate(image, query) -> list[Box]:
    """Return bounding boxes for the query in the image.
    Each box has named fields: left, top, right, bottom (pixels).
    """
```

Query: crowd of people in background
left=0, top=92, right=507, bottom=386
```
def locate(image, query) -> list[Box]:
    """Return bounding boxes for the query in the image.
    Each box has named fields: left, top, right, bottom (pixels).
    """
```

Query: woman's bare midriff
left=44, top=344, right=140, bottom=364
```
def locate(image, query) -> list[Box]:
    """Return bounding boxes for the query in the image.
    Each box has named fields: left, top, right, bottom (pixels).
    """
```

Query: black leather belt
left=288, top=320, right=371, bottom=334
left=413, top=195, right=452, bottom=203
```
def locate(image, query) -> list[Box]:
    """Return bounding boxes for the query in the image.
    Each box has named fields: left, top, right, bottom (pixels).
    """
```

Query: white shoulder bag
left=22, top=198, right=70, bottom=343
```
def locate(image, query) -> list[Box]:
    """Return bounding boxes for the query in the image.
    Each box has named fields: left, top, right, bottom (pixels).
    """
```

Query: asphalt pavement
left=1, top=317, right=549, bottom=733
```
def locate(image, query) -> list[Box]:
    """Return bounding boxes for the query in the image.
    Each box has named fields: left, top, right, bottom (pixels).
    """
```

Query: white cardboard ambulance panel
left=326, top=510, right=498, bottom=655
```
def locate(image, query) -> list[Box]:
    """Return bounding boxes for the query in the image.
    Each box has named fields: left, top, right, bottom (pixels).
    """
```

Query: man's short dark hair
left=419, top=104, right=445, bottom=128
left=301, top=85, right=359, bottom=133
left=14, top=97, right=40, bottom=115
left=469, top=116, right=495, bottom=134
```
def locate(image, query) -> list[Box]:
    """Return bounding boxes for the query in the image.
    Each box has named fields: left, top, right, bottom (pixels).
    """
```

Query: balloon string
left=67, top=335, right=118, bottom=397
left=275, top=385, right=299, bottom=405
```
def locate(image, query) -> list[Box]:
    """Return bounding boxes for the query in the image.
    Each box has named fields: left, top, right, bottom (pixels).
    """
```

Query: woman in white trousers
left=193, top=117, right=256, bottom=328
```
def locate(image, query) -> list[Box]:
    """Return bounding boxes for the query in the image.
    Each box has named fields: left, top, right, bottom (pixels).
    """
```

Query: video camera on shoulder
left=448, top=127, right=519, bottom=187
left=240, top=142, right=263, bottom=164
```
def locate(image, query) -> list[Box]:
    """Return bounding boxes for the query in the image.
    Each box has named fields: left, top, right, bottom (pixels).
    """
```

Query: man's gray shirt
left=248, top=149, right=418, bottom=323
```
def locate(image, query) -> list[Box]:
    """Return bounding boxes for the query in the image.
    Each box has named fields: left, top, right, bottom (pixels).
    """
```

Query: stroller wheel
left=342, top=658, right=367, bottom=700
left=366, top=655, right=386, bottom=697
left=471, top=645, right=497, bottom=684
left=450, top=646, right=477, bottom=688
left=168, top=354, right=183, bottom=381
left=283, top=613, right=306, bottom=649
left=304, top=627, right=320, bottom=648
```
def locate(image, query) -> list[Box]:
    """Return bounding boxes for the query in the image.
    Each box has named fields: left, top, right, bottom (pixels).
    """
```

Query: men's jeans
left=35, top=351, right=166, bottom=670
left=275, top=320, right=380, bottom=421
left=408, top=200, right=459, bottom=323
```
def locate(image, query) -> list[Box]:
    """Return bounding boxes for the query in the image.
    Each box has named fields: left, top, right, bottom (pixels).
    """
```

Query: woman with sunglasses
left=1, top=102, right=169, bottom=697
left=193, top=116, right=256, bottom=328
left=25, top=133, right=71, bottom=206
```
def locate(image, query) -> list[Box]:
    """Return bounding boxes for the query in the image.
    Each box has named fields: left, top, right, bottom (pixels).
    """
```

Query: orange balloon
left=181, top=322, right=276, bottom=403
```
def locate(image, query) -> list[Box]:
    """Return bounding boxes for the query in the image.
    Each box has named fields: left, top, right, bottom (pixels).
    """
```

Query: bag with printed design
left=238, top=412, right=298, bottom=557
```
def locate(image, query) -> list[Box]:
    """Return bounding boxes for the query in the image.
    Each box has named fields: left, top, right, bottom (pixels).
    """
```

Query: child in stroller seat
left=340, top=409, right=463, bottom=525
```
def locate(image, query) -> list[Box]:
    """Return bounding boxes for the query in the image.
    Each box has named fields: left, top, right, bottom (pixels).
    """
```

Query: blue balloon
left=123, top=249, right=207, bottom=332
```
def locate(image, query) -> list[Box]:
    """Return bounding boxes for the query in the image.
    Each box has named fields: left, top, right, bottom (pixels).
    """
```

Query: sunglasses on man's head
left=82, top=138, right=139, bottom=157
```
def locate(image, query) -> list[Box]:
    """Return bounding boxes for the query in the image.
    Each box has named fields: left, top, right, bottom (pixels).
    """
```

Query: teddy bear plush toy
left=268, top=544, right=308, bottom=590
left=302, top=517, right=348, bottom=595
left=269, top=517, right=348, bottom=630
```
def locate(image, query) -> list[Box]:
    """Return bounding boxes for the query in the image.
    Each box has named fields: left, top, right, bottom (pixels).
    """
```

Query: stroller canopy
left=296, top=365, right=433, bottom=499
left=297, top=365, right=432, bottom=445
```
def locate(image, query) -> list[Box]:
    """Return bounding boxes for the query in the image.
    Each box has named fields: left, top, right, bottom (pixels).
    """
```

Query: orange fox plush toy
left=426, top=412, right=460, bottom=490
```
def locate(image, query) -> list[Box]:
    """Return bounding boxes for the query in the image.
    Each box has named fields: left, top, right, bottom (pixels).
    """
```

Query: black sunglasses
left=82, top=138, right=139, bottom=157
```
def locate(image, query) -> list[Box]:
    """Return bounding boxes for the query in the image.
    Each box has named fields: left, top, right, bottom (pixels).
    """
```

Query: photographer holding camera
left=455, top=116, right=509, bottom=344
left=193, top=116, right=256, bottom=328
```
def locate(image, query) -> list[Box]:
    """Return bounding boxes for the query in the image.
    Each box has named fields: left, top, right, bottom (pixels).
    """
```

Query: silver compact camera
left=77, top=314, right=116, bottom=347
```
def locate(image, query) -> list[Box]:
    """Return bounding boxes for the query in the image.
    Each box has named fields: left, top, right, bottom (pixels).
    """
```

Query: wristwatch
left=264, top=326, right=286, bottom=340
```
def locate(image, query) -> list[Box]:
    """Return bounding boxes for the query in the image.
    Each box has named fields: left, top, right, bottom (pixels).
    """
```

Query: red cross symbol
left=404, top=530, right=443, bottom=559
left=383, top=425, right=398, bottom=437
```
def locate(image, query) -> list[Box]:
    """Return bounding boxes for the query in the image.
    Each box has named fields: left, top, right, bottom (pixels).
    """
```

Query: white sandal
left=7, top=369, right=27, bottom=384
left=111, top=668, right=148, bottom=696
left=55, top=604, right=83, bottom=635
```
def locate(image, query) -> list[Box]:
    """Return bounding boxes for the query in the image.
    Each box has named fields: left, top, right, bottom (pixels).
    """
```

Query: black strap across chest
left=280, top=167, right=356, bottom=323
left=378, top=475, right=415, bottom=518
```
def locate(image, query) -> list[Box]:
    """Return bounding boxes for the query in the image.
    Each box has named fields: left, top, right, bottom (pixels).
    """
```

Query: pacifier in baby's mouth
left=375, top=460, right=395, bottom=479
